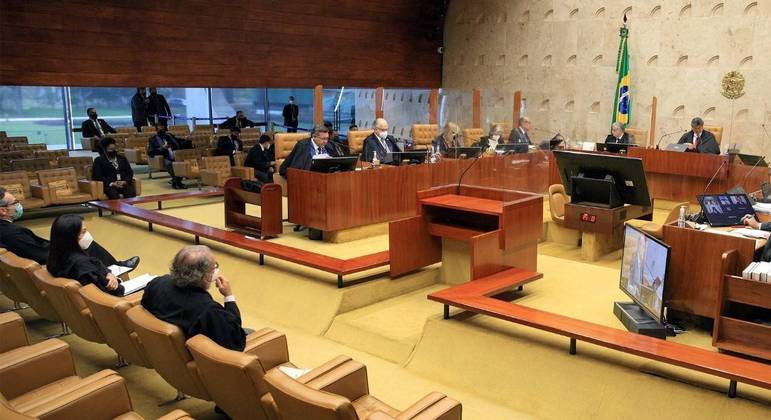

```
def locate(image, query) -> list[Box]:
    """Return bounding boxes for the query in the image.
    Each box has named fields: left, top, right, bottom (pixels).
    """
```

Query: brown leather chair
left=704, top=125, right=723, bottom=145
left=169, top=124, right=191, bottom=137
left=10, top=159, right=52, bottom=182
left=115, top=127, right=136, bottom=134
left=272, top=132, right=308, bottom=196
left=411, top=124, right=439, bottom=149
left=13, top=144, right=47, bottom=155
left=548, top=184, right=569, bottom=226
left=0, top=171, right=51, bottom=209
left=78, top=284, right=152, bottom=368
left=125, top=305, right=211, bottom=400
left=200, top=155, right=254, bottom=187
left=625, top=128, right=648, bottom=145
left=0, top=253, right=64, bottom=327
left=186, top=330, right=294, bottom=420
left=0, top=151, right=26, bottom=172
left=170, top=149, right=203, bottom=186
left=0, top=312, right=29, bottom=354
left=124, top=135, right=151, bottom=165
left=31, top=268, right=106, bottom=345
left=347, top=130, right=373, bottom=155
left=94, top=176, right=142, bottom=201
left=640, top=202, right=689, bottom=239
left=33, top=150, right=68, bottom=168
left=0, top=249, right=28, bottom=311
left=36, top=168, right=98, bottom=205
left=193, top=124, right=215, bottom=135
left=461, top=128, right=484, bottom=147
left=5, top=136, right=29, bottom=145
left=56, top=156, right=93, bottom=180
left=263, top=356, right=462, bottom=420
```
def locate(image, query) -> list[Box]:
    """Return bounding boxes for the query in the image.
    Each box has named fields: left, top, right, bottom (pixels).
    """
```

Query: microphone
left=762, top=124, right=771, bottom=145
left=738, top=154, right=767, bottom=188
left=456, top=150, right=484, bottom=194
left=656, top=129, right=687, bottom=149
left=702, top=159, right=728, bottom=195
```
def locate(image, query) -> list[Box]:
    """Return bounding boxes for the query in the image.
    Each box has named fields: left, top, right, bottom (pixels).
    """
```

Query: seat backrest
left=57, top=156, right=94, bottom=180
left=346, top=130, right=373, bottom=155
left=0, top=171, right=32, bottom=198
left=0, top=253, right=62, bottom=322
left=625, top=128, right=648, bottom=145
left=11, top=158, right=51, bottom=174
left=190, top=135, right=214, bottom=149
left=241, top=127, right=262, bottom=136
left=491, top=122, right=512, bottom=135
left=704, top=125, right=723, bottom=145
left=174, top=148, right=201, bottom=162
left=115, top=127, right=135, bottom=134
left=264, top=369, right=359, bottom=420
left=78, top=284, right=153, bottom=368
left=32, top=268, right=105, bottom=344
left=35, top=149, right=69, bottom=166
left=0, top=249, right=27, bottom=305
left=13, top=143, right=47, bottom=153
left=274, top=133, right=308, bottom=161
left=125, top=305, right=210, bottom=399
left=201, top=155, right=231, bottom=176
left=140, top=125, right=157, bottom=133
left=411, top=124, right=439, bottom=148
left=169, top=125, right=191, bottom=136
left=194, top=124, right=214, bottom=134
left=187, top=334, right=273, bottom=420
left=37, top=167, right=78, bottom=196
left=548, top=184, right=568, bottom=221
left=5, top=136, right=29, bottom=144
left=462, top=128, right=484, bottom=146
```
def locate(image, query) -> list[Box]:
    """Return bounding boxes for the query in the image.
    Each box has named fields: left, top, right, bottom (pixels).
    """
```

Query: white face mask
left=378, top=130, right=388, bottom=140
left=78, top=231, right=94, bottom=250
left=491, top=134, right=501, bottom=141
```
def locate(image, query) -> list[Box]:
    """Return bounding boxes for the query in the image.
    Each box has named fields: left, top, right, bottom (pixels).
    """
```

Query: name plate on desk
left=580, top=212, right=597, bottom=223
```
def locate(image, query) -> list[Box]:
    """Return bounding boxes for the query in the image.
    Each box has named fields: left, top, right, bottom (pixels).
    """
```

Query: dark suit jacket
left=605, top=133, right=630, bottom=144
left=141, top=275, right=246, bottom=351
left=361, top=134, right=399, bottom=163
left=148, top=132, right=182, bottom=160
left=147, top=94, right=171, bottom=122
left=432, top=135, right=463, bottom=154
left=131, top=93, right=148, bottom=125
left=92, top=154, right=134, bottom=185
left=48, top=253, right=123, bottom=297
left=81, top=118, right=116, bottom=138
left=762, top=223, right=771, bottom=262
left=508, top=127, right=532, bottom=144
left=677, top=130, right=720, bottom=154
left=278, top=138, right=340, bottom=177
left=244, top=144, right=273, bottom=173
left=214, top=135, right=243, bottom=165
left=282, top=104, right=299, bottom=126
left=0, top=220, right=49, bottom=264
left=472, top=135, right=501, bottom=151
left=219, top=116, right=256, bottom=129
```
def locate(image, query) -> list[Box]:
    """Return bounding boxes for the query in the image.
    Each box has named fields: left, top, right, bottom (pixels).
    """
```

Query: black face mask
left=158, top=129, right=167, bottom=135
left=89, top=113, right=97, bottom=119
left=107, top=150, right=117, bottom=158
left=231, top=134, right=239, bottom=140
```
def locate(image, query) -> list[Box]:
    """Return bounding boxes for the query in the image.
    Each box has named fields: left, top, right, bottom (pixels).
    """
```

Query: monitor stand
left=613, top=301, right=667, bottom=339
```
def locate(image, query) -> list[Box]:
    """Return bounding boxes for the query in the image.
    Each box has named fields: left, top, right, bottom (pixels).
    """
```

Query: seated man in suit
left=141, top=245, right=247, bottom=351
left=148, top=121, right=187, bottom=189
left=0, top=186, right=139, bottom=268
left=214, top=127, right=243, bottom=166
left=243, top=134, right=275, bottom=183
left=677, top=117, right=720, bottom=154
left=278, top=124, right=340, bottom=177
left=362, top=118, right=400, bottom=164
left=742, top=215, right=771, bottom=261
left=324, top=121, right=348, bottom=156
left=81, top=107, right=117, bottom=142
left=218, top=110, right=256, bottom=130
left=432, top=121, right=463, bottom=154
left=473, top=124, right=505, bottom=155
left=508, top=117, right=533, bottom=144
left=605, top=122, right=630, bottom=144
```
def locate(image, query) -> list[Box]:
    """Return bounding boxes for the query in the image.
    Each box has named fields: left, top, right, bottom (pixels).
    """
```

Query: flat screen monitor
left=737, top=154, right=768, bottom=167
left=310, top=156, right=359, bottom=173
left=443, top=147, right=482, bottom=159
left=597, top=143, right=637, bottom=153
left=619, top=225, right=670, bottom=323
left=496, top=144, right=528, bottom=154
left=553, top=150, right=652, bottom=207
left=665, top=144, right=688, bottom=152
left=392, top=151, right=427, bottom=165
left=697, top=194, right=755, bottom=227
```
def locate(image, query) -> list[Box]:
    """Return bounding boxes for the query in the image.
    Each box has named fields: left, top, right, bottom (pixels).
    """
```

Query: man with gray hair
left=605, top=122, right=630, bottom=144
left=677, top=117, right=720, bottom=154
left=362, top=118, right=400, bottom=163
left=509, top=116, right=532, bottom=144
left=141, top=245, right=246, bottom=351
left=278, top=124, right=341, bottom=177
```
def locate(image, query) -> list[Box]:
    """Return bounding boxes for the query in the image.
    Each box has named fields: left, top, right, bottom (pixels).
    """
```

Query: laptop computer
left=697, top=194, right=756, bottom=227
left=665, top=143, right=688, bottom=152
left=737, top=154, right=769, bottom=167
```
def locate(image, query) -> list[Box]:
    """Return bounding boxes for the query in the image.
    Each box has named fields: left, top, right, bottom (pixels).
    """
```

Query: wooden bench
left=428, top=268, right=771, bottom=399
left=89, top=192, right=389, bottom=287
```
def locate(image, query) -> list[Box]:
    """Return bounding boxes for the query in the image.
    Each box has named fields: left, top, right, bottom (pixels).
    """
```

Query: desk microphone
left=456, top=149, right=484, bottom=194
left=702, top=159, right=728, bottom=195
left=656, top=129, right=687, bottom=149
left=738, top=154, right=767, bottom=188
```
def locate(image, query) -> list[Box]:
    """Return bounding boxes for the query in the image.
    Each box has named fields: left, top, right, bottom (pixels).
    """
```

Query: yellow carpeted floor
left=4, top=174, right=770, bottom=419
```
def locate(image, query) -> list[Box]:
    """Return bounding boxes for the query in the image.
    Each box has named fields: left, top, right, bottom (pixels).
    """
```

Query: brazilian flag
left=613, top=25, right=630, bottom=126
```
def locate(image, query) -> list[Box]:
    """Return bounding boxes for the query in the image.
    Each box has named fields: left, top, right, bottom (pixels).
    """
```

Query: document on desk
left=753, top=202, right=771, bottom=213
left=121, top=274, right=157, bottom=296
left=278, top=366, right=311, bottom=379
left=108, top=264, right=134, bottom=277
left=732, top=228, right=770, bottom=239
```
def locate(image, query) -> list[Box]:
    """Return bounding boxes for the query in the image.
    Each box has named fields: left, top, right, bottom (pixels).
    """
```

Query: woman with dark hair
left=92, top=137, right=137, bottom=199
left=47, top=214, right=124, bottom=296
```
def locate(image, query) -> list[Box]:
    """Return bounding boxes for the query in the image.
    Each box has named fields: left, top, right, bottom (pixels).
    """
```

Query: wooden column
left=429, top=89, right=438, bottom=124
left=513, top=91, right=522, bottom=127
left=375, top=87, right=384, bottom=119
left=313, top=84, right=323, bottom=125
left=649, top=96, right=657, bottom=148
left=472, top=88, right=481, bottom=128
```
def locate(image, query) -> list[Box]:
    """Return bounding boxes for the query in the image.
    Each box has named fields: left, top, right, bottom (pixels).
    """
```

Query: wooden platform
left=428, top=268, right=771, bottom=399
left=89, top=190, right=390, bottom=287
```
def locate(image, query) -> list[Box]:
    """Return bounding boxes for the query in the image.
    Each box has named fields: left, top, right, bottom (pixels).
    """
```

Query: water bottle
left=371, top=151, right=380, bottom=168
left=678, top=205, right=687, bottom=227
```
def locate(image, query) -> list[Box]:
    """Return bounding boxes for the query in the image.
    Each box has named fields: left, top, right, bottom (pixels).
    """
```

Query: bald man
left=509, top=117, right=532, bottom=145
left=362, top=118, right=400, bottom=164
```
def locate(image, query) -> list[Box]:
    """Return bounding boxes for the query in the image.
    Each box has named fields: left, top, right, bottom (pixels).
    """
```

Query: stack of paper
left=278, top=366, right=311, bottom=380
left=742, top=262, right=771, bottom=283
left=121, top=274, right=157, bottom=296
left=732, top=228, right=771, bottom=239
left=108, top=264, right=134, bottom=277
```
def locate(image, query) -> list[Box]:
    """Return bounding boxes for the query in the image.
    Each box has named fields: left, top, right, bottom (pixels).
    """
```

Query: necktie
left=694, top=135, right=700, bottom=149
left=317, top=147, right=322, bottom=155
left=94, top=119, right=104, bottom=137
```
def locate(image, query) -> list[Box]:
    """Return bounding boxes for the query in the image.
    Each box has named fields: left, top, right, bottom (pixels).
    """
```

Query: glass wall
left=0, top=86, right=67, bottom=149
left=70, top=87, right=136, bottom=133
left=211, top=88, right=266, bottom=126
left=266, top=88, right=314, bottom=131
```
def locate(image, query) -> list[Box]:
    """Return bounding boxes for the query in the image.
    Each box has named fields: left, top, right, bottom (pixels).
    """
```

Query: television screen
left=697, top=194, right=755, bottom=227
left=619, top=225, right=670, bottom=323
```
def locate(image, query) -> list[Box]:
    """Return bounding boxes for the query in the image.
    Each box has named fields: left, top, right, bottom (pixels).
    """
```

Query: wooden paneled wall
left=0, top=0, right=443, bottom=88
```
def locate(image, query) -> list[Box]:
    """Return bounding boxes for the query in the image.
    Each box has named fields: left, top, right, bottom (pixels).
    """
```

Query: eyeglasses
left=212, top=262, right=219, bottom=270
left=3, top=200, right=19, bottom=207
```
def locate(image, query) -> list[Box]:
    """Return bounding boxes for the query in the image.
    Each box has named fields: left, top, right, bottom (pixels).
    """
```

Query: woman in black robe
left=47, top=214, right=124, bottom=296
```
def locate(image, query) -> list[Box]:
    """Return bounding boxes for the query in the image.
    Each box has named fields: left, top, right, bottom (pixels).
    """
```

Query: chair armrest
left=149, top=155, right=165, bottom=171
left=231, top=166, right=254, bottom=180
left=78, top=179, right=98, bottom=198
left=95, top=181, right=107, bottom=200
left=299, top=356, right=369, bottom=403
left=0, top=339, right=76, bottom=399
left=172, top=161, right=192, bottom=178
left=30, top=184, right=51, bottom=204
left=132, top=177, right=142, bottom=196
left=0, top=312, right=29, bottom=353
left=395, top=392, right=462, bottom=420
left=244, top=328, right=290, bottom=372
left=199, top=169, right=223, bottom=186
left=157, top=409, right=194, bottom=420
left=22, top=370, right=133, bottom=420
left=124, top=148, right=147, bottom=164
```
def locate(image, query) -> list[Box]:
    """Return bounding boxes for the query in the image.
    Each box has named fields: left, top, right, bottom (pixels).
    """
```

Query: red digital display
left=580, top=213, right=597, bottom=223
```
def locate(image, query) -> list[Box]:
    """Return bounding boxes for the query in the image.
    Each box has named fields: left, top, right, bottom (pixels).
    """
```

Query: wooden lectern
left=564, top=203, right=653, bottom=261
left=389, top=185, right=543, bottom=282
left=224, top=178, right=283, bottom=239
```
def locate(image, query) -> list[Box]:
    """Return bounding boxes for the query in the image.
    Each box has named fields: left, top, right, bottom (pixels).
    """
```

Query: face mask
left=378, top=130, right=388, bottom=139
left=491, top=134, right=501, bottom=141
left=89, top=113, right=98, bottom=119
left=289, top=100, right=294, bottom=104
left=107, top=150, right=117, bottom=158
left=158, top=129, right=167, bottom=135
left=11, top=202, right=23, bottom=220
left=78, top=231, right=94, bottom=250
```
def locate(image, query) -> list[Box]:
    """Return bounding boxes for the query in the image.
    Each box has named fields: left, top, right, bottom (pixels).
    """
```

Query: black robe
left=48, top=252, right=124, bottom=296
left=0, top=221, right=116, bottom=266
left=141, top=275, right=246, bottom=351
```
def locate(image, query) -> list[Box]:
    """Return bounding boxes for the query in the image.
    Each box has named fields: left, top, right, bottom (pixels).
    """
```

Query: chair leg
left=45, top=322, right=71, bottom=339
left=158, top=390, right=188, bottom=406
left=114, top=355, right=129, bottom=368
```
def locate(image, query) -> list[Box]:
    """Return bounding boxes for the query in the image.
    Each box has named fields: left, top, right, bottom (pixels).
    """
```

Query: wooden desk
left=564, top=203, right=653, bottom=261
left=662, top=223, right=767, bottom=318
left=223, top=178, right=282, bottom=239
